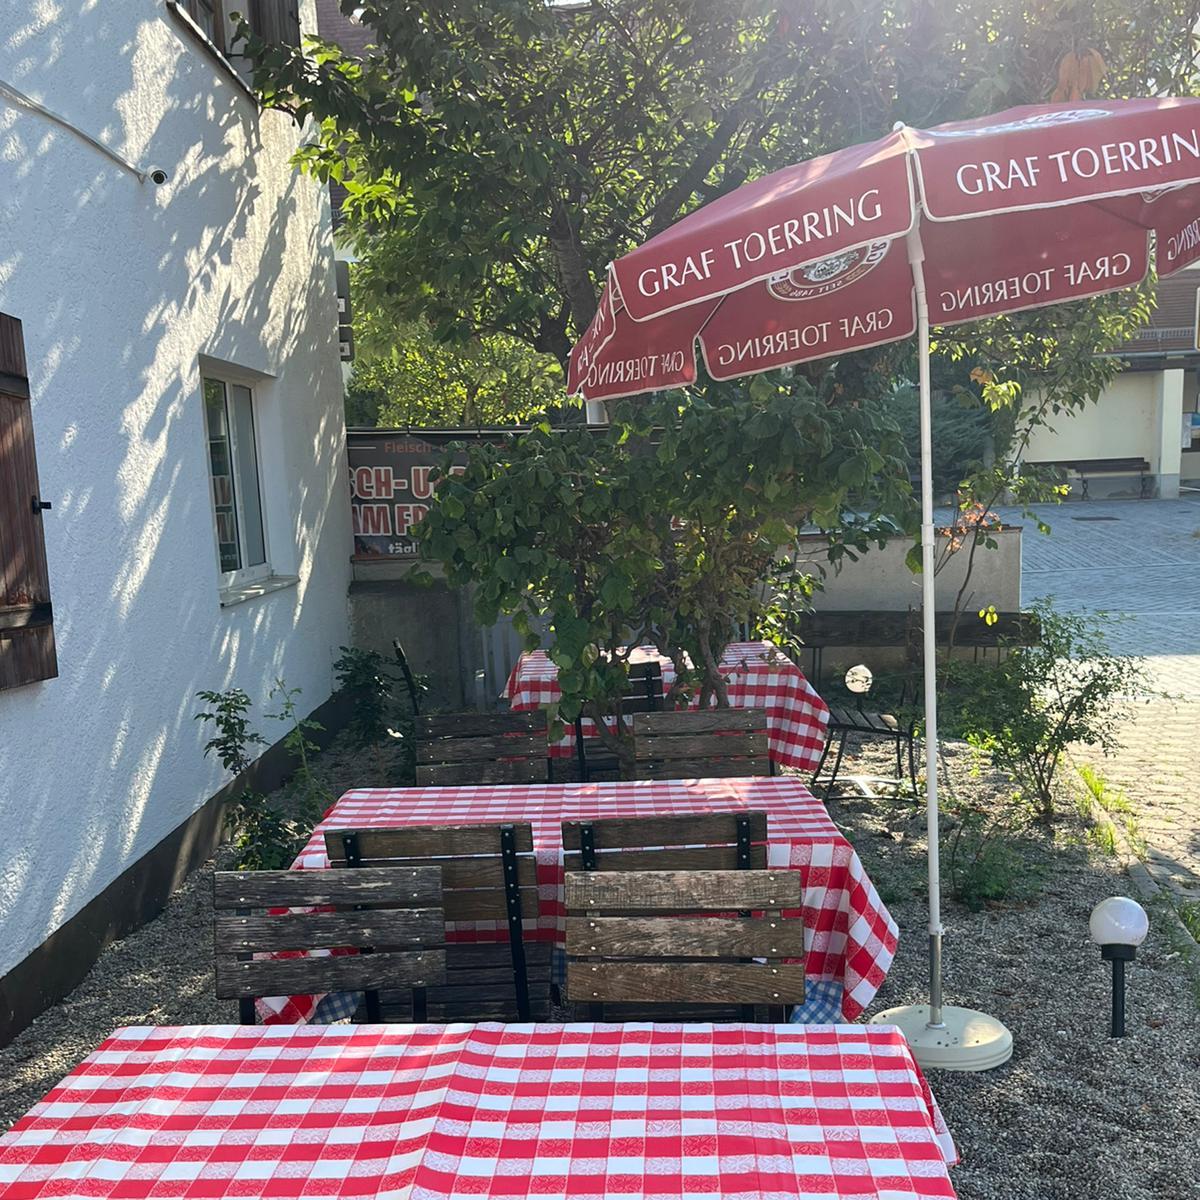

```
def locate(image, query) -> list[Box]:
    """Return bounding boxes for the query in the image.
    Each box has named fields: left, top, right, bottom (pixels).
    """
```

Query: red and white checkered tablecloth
left=266, top=777, right=898, bottom=1026
left=0, top=1022, right=958, bottom=1199
left=504, top=641, right=830, bottom=773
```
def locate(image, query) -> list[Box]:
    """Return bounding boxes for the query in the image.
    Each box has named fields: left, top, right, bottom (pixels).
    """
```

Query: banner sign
left=347, top=430, right=486, bottom=559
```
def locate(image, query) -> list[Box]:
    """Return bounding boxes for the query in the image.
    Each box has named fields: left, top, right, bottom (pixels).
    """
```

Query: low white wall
left=796, top=527, right=1022, bottom=613
left=0, top=2, right=353, bottom=978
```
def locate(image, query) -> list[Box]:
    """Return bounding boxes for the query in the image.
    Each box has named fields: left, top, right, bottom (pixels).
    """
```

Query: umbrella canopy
left=568, top=99, right=1200, bottom=400
left=566, top=98, right=1200, bottom=1065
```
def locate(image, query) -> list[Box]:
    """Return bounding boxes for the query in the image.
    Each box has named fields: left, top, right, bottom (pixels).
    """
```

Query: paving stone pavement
left=1001, top=497, right=1200, bottom=906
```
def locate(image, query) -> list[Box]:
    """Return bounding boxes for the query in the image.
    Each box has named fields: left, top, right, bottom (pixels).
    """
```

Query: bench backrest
left=564, top=868, right=805, bottom=1012
left=212, top=866, right=445, bottom=1023
left=561, top=810, right=768, bottom=873
left=326, top=822, right=539, bottom=1020
left=793, top=609, right=1040, bottom=649
left=416, top=711, right=548, bottom=785
left=631, top=708, right=771, bottom=779
left=325, top=823, right=538, bottom=924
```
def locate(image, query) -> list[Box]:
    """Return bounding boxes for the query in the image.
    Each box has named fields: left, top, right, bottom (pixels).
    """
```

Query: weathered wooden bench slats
left=214, top=866, right=442, bottom=909
left=327, top=824, right=535, bottom=860
left=566, top=915, right=807, bottom=959
left=562, top=811, right=768, bottom=851
left=572, top=961, right=808, bottom=1004
left=218, top=949, right=445, bottom=999
left=631, top=708, right=772, bottom=781
left=211, top=865, right=446, bottom=1018
left=795, top=609, right=1040, bottom=649
left=416, top=711, right=549, bottom=785
left=563, top=844, right=768, bottom=873
left=216, top=908, right=445, bottom=954
left=329, top=822, right=546, bottom=1022
left=566, top=868, right=801, bottom=912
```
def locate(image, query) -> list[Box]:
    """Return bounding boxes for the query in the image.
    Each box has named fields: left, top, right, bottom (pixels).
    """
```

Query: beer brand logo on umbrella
left=767, top=240, right=890, bottom=301
left=934, top=108, right=1109, bottom=137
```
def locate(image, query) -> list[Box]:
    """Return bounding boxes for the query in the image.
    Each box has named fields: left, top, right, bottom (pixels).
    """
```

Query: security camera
left=148, top=167, right=169, bottom=186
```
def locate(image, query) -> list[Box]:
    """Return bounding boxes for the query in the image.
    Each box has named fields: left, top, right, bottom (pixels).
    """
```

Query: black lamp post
left=1089, top=897, right=1149, bottom=1038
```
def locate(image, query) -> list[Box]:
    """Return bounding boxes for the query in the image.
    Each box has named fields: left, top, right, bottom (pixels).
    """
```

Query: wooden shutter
left=0, top=313, right=57, bottom=691
left=250, top=0, right=301, bottom=48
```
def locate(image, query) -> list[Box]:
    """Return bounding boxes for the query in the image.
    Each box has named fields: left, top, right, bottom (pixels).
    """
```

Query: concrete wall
left=797, top=527, right=1022, bottom=614
left=1023, top=372, right=1157, bottom=472
left=0, top=1, right=353, bottom=979
left=1021, top=369, right=1192, bottom=498
left=349, top=562, right=473, bottom=711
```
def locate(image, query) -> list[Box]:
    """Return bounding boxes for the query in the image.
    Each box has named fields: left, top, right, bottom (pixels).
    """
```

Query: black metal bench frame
left=1030, top=457, right=1152, bottom=500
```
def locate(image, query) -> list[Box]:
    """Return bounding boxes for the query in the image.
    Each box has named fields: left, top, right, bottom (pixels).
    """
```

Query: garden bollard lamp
left=1089, top=896, right=1149, bottom=1038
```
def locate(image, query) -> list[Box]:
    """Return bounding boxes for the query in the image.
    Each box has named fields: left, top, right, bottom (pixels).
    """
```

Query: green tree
left=241, top=0, right=1195, bottom=369
left=345, top=310, right=565, bottom=428
left=417, top=381, right=912, bottom=771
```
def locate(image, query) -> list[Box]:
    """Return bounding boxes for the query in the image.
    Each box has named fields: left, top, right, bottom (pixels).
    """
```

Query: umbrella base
left=869, top=1004, right=1013, bottom=1072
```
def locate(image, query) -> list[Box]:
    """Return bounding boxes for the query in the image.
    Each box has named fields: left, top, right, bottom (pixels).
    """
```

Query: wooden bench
left=562, top=811, right=769, bottom=874
left=326, top=822, right=551, bottom=1021
left=574, top=661, right=663, bottom=782
left=416, top=710, right=549, bottom=785
left=564, top=867, right=804, bottom=1022
left=631, top=708, right=772, bottom=780
left=212, top=866, right=445, bottom=1024
left=792, top=609, right=1041, bottom=687
left=1028, top=456, right=1151, bottom=499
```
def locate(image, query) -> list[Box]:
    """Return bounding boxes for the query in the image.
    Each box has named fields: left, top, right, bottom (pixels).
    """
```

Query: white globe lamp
left=1089, top=896, right=1148, bottom=1037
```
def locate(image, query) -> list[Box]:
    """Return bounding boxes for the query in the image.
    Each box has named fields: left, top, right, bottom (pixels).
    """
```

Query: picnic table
left=269, top=776, right=898, bottom=1026
left=0, top=1022, right=959, bottom=1199
left=505, top=640, right=831, bottom=773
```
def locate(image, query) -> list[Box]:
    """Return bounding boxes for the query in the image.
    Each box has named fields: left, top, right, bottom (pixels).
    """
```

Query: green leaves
left=415, top=382, right=913, bottom=737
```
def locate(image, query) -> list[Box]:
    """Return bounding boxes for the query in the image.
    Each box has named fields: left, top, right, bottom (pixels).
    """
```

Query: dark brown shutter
left=250, top=0, right=301, bottom=48
left=0, top=313, right=57, bottom=691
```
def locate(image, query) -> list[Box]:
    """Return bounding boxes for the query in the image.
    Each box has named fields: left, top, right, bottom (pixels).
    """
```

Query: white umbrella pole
left=870, top=226, right=1012, bottom=1070
left=907, top=225, right=944, bottom=1029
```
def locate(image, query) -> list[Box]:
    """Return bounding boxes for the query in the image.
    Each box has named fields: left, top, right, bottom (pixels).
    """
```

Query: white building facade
left=0, top=1, right=352, bottom=1038
left=1021, top=268, right=1200, bottom=498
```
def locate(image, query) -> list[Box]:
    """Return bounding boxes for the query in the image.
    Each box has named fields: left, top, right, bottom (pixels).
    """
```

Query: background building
left=0, top=0, right=353, bottom=1041
left=1021, top=268, right=1200, bottom=498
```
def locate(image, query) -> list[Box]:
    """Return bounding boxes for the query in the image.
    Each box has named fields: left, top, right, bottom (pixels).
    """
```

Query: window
left=172, top=0, right=301, bottom=57
left=181, top=0, right=225, bottom=50
left=203, top=377, right=269, bottom=587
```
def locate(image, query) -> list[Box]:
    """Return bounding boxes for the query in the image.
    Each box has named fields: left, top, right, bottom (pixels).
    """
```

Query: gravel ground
left=829, top=741, right=1200, bottom=1200
left=2, top=732, right=1198, bottom=1200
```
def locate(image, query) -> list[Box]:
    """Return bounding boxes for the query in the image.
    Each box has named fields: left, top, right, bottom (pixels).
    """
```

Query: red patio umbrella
left=568, top=98, right=1200, bottom=1069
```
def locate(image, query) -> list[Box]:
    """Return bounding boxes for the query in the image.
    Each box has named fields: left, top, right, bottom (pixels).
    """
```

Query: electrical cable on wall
left=0, top=78, right=156, bottom=184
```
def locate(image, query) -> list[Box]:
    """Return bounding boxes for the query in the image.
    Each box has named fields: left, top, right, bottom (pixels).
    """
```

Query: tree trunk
left=548, top=204, right=598, bottom=341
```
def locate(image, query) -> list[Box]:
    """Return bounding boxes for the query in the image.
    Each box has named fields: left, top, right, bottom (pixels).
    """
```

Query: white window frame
left=202, top=374, right=272, bottom=591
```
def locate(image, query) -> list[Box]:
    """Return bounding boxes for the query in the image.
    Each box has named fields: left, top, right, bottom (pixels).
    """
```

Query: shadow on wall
left=0, top=1, right=351, bottom=976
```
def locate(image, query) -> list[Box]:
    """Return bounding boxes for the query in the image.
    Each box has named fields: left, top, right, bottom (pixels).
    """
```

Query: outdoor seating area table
left=272, top=776, right=898, bottom=1026
left=0, top=1022, right=958, bottom=1199
left=504, top=640, right=831, bottom=773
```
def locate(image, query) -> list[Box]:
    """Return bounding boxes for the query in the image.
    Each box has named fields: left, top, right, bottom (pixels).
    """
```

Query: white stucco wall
left=0, top=2, right=353, bottom=977
left=1021, top=373, right=1159, bottom=466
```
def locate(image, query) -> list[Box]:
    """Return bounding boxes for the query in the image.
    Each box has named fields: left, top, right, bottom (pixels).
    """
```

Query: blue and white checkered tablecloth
left=312, top=978, right=845, bottom=1025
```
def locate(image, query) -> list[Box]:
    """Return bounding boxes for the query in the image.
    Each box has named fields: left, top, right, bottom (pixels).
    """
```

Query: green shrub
left=196, top=683, right=329, bottom=870
left=334, top=646, right=399, bottom=746
left=942, top=787, right=1041, bottom=910
left=938, top=603, right=1148, bottom=822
